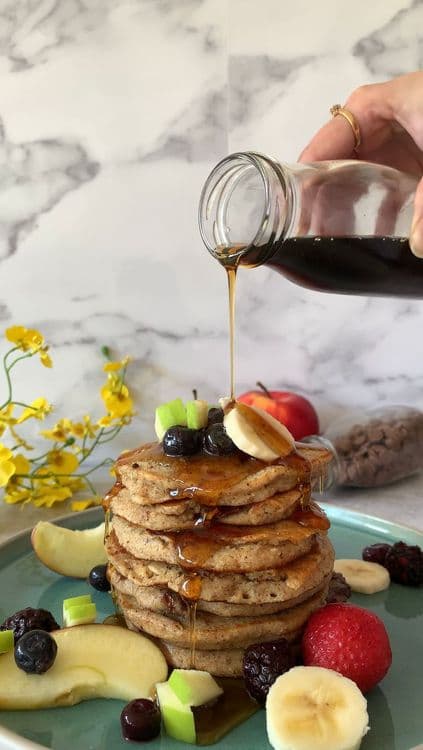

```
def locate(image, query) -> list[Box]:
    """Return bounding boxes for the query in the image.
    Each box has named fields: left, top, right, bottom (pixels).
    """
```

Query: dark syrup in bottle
left=264, top=236, right=423, bottom=297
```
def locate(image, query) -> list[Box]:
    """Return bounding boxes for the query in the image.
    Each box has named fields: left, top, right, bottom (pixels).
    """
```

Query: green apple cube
left=0, top=630, right=14, bottom=654
left=155, top=398, right=187, bottom=440
left=63, top=602, right=97, bottom=628
left=156, top=681, right=196, bottom=744
left=186, top=400, right=209, bottom=430
left=168, top=669, right=223, bottom=707
left=63, top=595, right=92, bottom=620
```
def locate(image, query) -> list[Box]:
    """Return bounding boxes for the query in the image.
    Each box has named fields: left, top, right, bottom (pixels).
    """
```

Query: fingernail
left=410, top=219, right=423, bottom=258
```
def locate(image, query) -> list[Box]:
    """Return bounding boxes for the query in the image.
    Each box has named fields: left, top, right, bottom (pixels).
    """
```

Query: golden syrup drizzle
left=194, top=677, right=259, bottom=745
left=290, top=500, right=330, bottom=530
left=226, top=267, right=237, bottom=400
left=179, top=574, right=202, bottom=668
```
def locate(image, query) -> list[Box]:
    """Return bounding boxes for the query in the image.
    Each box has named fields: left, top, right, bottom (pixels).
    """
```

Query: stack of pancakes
left=105, top=441, right=334, bottom=677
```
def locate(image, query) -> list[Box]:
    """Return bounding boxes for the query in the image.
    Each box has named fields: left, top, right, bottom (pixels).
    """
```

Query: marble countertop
left=1, top=473, right=422, bottom=546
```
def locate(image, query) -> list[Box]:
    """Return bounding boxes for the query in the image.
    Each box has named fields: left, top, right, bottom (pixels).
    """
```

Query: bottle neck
left=198, top=151, right=296, bottom=268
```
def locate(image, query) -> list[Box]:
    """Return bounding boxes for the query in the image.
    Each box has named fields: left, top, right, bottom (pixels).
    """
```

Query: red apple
left=238, top=383, right=319, bottom=440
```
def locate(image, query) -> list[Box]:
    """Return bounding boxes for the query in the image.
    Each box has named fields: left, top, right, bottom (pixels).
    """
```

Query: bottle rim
left=198, top=151, right=273, bottom=265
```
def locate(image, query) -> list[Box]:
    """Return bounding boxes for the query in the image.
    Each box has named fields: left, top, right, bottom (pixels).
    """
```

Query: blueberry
left=163, top=426, right=202, bottom=457
left=88, top=564, right=111, bottom=592
left=1, top=607, right=59, bottom=645
left=203, top=423, right=236, bottom=456
left=121, top=698, right=161, bottom=741
left=207, top=407, right=224, bottom=425
left=14, top=630, right=57, bottom=674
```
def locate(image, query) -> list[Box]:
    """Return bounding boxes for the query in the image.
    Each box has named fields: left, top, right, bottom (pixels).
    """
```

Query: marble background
left=0, top=0, right=423, bottom=464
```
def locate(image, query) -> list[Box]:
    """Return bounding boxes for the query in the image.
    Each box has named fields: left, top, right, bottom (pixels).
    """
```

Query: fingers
left=299, top=75, right=423, bottom=163
left=410, top=177, right=423, bottom=258
left=299, top=116, right=357, bottom=162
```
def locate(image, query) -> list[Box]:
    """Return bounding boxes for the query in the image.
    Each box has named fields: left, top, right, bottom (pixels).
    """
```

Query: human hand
left=299, top=72, right=423, bottom=257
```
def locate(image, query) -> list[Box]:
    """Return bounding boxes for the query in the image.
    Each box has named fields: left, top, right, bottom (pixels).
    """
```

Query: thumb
left=410, top=177, right=423, bottom=258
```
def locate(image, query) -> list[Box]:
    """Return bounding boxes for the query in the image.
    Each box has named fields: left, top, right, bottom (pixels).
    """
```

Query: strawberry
left=302, top=602, right=392, bottom=693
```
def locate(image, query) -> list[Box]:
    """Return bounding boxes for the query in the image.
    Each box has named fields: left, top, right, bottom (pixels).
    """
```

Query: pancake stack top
left=105, top=431, right=335, bottom=678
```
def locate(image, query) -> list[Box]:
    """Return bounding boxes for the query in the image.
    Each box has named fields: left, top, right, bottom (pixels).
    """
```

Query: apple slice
left=63, top=603, right=97, bottom=627
left=31, top=521, right=107, bottom=578
left=168, top=669, right=223, bottom=707
left=63, top=595, right=92, bottom=618
left=155, top=398, right=187, bottom=440
left=0, top=624, right=168, bottom=710
left=186, top=400, right=209, bottom=430
left=156, top=681, right=196, bottom=744
left=0, top=630, right=13, bottom=654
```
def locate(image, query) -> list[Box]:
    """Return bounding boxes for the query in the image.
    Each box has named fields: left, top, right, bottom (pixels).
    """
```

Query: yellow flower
left=17, top=398, right=53, bottom=424
left=101, top=384, right=133, bottom=419
left=68, top=416, right=98, bottom=439
left=11, top=454, right=31, bottom=475
left=62, top=476, right=86, bottom=493
left=71, top=496, right=102, bottom=512
left=0, top=404, right=16, bottom=437
left=40, top=349, right=53, bottom=368
left=45, top=450, right=79, bottom=475
left=97, top=414, right=115, bottom=428
left=0, top=443, right=15, bottom=486
left=8, top=425, right=33, bottom=451
left=103, top=356, right=131, bottom=373
left=3, top=486, right=31, bottom=505
left=6, top=326, right=44, bottom=352
left=32, top=484, right=73, bottom=508
left=40, top=419, right=72, bottom=441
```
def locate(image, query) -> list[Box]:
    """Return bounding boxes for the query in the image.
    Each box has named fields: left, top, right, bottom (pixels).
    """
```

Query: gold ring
left=330, top=104, right=362, bottom=151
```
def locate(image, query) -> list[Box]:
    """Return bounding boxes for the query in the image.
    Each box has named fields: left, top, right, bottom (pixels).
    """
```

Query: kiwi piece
left=155, top=398, right=187, bottom=441
left=186, top=400, right=209, bottom=430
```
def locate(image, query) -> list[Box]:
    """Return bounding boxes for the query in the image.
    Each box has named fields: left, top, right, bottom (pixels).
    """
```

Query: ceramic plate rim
left=0, top=504, right=422, bottom=750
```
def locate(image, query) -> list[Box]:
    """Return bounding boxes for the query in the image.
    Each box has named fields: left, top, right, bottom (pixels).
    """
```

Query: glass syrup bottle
left=199, top=152, right=422, bottom=297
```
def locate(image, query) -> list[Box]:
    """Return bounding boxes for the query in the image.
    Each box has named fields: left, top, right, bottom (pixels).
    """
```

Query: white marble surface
left=1, top=0, right=423, bottom=534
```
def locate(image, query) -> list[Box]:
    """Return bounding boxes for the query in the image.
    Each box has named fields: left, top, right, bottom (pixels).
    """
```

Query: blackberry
left=362, top=543, right=392, bottom=566
left=14, top=630, right=57, bottom=674
left=384, top=541, right=423, bottom=586
left=326, top=572, right=352, bottom=604
left=121, top=699, right=161, bottom=741
left=1, top=607, right=59, bottom=645
left=243, top=639, right=295, bottom=705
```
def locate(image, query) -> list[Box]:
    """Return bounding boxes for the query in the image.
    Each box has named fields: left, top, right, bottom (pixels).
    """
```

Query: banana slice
left=222, top=401, right=294, bottom=461
left=334, top=559, right=390, bottom=595
left=266, top=666, right=369, bottom=750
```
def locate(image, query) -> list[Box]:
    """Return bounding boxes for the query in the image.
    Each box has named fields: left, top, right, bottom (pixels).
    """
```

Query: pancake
left=116, top=586, right=328, bottom=650
left=110, top=565, right=333, bottom=617
left=115, top=443, right=332, bottom=506
left=107, top=435, right=335, bottom=676
left=106, top=531, right=333, bottom=605
left=110, top=486, right=304, bottom=530
left=112, top=514, right=320, bottom=573
left=158, top=642, right=246, bottom=677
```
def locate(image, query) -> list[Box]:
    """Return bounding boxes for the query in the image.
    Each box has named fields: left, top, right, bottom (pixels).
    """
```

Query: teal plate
left=0, top=506, right=422, bottom=750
